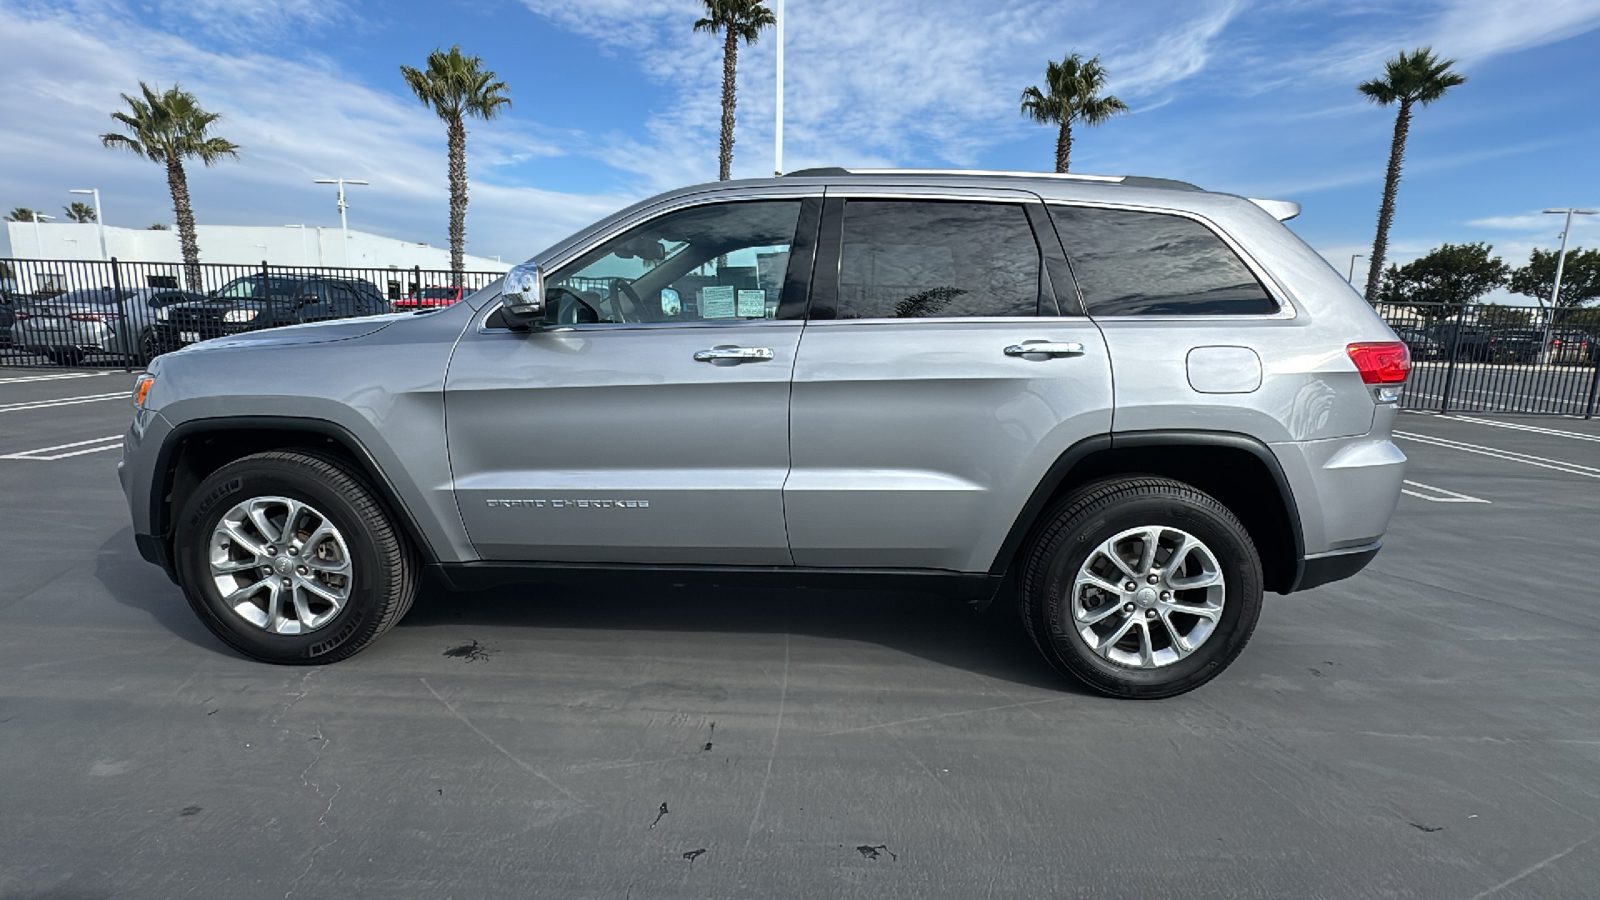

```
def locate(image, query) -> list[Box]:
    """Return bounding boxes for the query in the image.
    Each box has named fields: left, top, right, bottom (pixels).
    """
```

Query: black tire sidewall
left=1028, top=487, right=1262, bottom=697
left=174, top=457, right=391, bottom=663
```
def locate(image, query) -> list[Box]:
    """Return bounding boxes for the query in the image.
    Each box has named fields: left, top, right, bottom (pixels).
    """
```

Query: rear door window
left=1050, top=206, right=1277, bottom=316
left=834, top=200, right=1043, bottom=319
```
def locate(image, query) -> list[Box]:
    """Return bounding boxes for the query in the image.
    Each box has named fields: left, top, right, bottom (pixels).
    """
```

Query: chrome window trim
left=800, top=316, right=1089, bottom=328
left=1043, top=199, right=1299, bottom=321
left=478, top=189, right=820, bottom=333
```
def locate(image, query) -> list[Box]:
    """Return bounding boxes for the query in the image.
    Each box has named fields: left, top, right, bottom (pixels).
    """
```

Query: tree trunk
left=1365, top=98, right=1412, bottom=301
left=719, top=28, right=738, bottom=181
left=166, top=156, right=202, bottom=291
left=447, top=113, right=468, bottom=280
left=1055, top=120, right=1073, bottom=173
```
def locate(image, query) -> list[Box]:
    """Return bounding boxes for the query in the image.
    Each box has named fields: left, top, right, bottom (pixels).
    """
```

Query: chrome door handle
left=1004, top=341, right=1085, bottom=358
left=694, top=346, right=775, bottom=362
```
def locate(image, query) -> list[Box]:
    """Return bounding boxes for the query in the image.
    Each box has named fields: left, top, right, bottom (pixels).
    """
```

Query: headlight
left=133, top=373, right=156, bottom=408
left=222, top=309, right=258, bottom=323
left=154, top=306, right=170, bottom=321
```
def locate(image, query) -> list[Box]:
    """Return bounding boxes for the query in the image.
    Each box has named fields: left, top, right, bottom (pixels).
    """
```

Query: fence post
left=1437, top=313, right=1464, bottom=415
left=261, top=260, right=271, bottom=301
left=109, top=257, right=135, bottom=373
left=1583, top=358, right=1600, bottom=420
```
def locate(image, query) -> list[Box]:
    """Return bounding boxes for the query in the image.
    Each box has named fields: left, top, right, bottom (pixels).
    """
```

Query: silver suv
left=120, top=169, right=1410, bottom=698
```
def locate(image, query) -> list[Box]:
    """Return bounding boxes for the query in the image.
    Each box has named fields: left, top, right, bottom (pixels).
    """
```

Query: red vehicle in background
left=393, top=286, right=469, bottom=310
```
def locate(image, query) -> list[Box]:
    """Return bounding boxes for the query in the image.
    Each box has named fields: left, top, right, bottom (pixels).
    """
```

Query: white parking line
left=1400, top=479, right=1491, bottom=503
left=0, top=435, right=123, bottom=461
left=1434, top=414, right=1600, bottom=443
left=1394, top=430, right=1600, bottom=480
left=0, top=392, right=127, bottom=413
left=0, top=371, right=112, bottom=385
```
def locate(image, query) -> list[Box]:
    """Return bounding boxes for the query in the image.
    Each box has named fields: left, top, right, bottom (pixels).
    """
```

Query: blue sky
left=2, top=0, right=1598, bottom=299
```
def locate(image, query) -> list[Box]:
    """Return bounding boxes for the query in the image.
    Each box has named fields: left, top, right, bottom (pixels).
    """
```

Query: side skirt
left=429, top=561, right=1003, bottom=602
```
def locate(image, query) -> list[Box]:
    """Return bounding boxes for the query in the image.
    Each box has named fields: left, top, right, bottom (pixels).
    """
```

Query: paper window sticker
left=736, top=289, right=767, bottom=318
left=699, top=285, right=736, bottom=319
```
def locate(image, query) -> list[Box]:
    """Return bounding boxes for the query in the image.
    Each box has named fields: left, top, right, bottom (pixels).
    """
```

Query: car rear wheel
left=1019, top=476, right=1263, bottom=699
left=173, top=451, right=418, bottom=664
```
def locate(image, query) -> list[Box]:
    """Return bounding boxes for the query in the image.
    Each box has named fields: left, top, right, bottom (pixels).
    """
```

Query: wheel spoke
left=220, top=521, right=267, bottom=558
left=1167, top=599, right=1222, bottom=621
left=1100, top=546, right=1140, bottom=582
left=212, top=555, right=263, bottom=573
left=1136, top=620, right=1155, bottom=667
left=1169, top=568, right=1223, bottom=591
left=1097, top=614, right=1138, bottom=657
left=1159, top=610, right=1195, bottom=658
left=302, top=553, right=350, bottom=575
left=246, top=502, right=279, bottom=545
left=1077, top=597, right=1126, bottom=625
left=278, top=499, right=304, bottom=545
left=299, top=577, right=347, bottom=605
left=291, top=588, right=317, bottom=625
left=1167, top=533, right=1195, bottom=572
left=1136, top=527, right=1161, bottom=575
left=1079, top=571, right=1128, bottom=598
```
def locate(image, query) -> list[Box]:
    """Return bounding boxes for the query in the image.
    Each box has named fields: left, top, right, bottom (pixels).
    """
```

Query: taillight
left=13, top=311, right=28, bottom=321
left=1347, top=342, right=1411, bottom=384
left=67, top=312, right=119, bottom=323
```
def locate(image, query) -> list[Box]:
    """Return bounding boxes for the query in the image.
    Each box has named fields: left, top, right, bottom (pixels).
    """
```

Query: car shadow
left=94, top=527, right=241, bottom=658
left=401, top=576, right=1080, bottom=694
left=92, top=527, right=1077, bottom=693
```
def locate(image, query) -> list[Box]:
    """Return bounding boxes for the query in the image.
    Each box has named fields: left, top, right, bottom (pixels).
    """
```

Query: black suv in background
left=156, top=274, right=388, bottom=348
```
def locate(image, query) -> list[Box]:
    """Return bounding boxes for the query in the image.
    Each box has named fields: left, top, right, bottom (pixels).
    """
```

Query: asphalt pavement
left=1, top=368, right=1597, bottom=899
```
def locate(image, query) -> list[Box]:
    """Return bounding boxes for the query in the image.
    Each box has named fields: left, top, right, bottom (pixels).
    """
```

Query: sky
left=2, top=0, right=1598, bottom=302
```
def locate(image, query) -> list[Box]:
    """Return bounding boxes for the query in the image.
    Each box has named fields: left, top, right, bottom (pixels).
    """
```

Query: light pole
left=1539, top=207, right=1598, bottom=362
left=31, top=213, right=55, bottom=257
left=313, top=178, right=368, bottom=264
left=774, top=0, right=784, bottom=176
left=1347, top=253, right=1365, bottom=286
left=68, top=188, right=107, bottom=260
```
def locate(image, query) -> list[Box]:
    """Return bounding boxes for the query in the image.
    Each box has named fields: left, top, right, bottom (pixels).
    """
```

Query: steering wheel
left=610, top=281, right=644, bottom=323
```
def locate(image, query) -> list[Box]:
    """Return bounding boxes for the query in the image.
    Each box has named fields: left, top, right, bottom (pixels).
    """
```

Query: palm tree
left=1020, top=53, right=1129, bottom=173
left=5, top=208, right=38, bottom=222
left=1358, top=48, right=1466, bottom=300
left=101, top=82, right=239, bottom=290
left=695, top=0, right=775, bottom=181
left=64, top=202, right=97, bottom=223
left=401, top=46, right=511, bottom=279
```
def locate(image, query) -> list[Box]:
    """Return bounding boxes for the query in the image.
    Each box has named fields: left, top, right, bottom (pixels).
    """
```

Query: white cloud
left=0, top=3, right=628, bottom=261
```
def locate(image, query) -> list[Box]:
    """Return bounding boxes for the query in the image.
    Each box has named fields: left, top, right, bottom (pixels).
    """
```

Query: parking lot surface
left=1, top=370, right=1597, bottom=899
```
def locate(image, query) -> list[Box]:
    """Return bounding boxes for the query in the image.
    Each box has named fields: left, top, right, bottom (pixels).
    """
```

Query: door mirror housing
left=501, top=263, right=546, bottom=328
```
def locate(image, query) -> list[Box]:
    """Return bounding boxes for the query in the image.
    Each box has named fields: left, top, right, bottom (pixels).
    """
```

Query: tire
left=1019, top=476, right=1263, bottom=699
left=45, top=348, right=84, bottom=366
left=134, top=327, right=164, bottom=366
left=173, top=451, right=418, bottom=664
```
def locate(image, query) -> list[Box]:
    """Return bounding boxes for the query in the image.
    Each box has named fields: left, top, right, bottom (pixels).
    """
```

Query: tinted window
left=1050, top=206, right=1276, bottom=316
left=548, top=200, right=801, bottom=324
left=834, top=201, right=1041, bottom=319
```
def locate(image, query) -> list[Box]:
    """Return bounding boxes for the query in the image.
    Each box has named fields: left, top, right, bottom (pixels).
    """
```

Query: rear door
left=785, top=187, right=1113, bottom=573
left=446, top=194, right=821, bottom=564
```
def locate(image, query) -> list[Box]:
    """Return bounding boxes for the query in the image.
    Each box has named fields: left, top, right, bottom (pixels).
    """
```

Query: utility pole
left=774, top=0, right=784, bottom=176
left=313, top=178, right=368, bottom=264
left=32, top=213, right=55, bottom=257
left=69, top=188, right=107, bottom=260
left=1539, top=207, right=1598, bottom=363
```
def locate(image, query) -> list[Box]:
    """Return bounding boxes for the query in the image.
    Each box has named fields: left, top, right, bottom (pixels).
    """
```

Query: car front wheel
left=1019, top=476, right=1263, bottom=699
left=173, top=451, right=418, bottom=664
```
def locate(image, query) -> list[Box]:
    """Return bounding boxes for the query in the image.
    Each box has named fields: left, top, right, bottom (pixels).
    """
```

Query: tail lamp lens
left=1347, top=342, right=1411, bottom=385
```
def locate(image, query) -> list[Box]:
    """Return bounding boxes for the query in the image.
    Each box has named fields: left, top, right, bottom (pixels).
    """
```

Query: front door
left=446, top=196, right=818, bottom=564
left=785, top=191, right=1113, bottom=573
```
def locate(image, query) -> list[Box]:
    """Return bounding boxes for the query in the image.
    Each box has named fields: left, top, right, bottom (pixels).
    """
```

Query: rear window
left=1049, top=206, right=1277, bottom=316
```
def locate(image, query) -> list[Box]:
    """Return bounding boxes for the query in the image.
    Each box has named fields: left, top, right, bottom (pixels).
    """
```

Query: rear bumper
left=1292, top=542, right=1380, bottom=592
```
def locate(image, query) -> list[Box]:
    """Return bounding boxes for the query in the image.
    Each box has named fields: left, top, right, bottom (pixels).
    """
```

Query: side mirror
left=501, top=263, right=545, bottom=327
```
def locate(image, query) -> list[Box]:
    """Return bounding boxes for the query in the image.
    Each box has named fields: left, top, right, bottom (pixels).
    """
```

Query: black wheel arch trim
left=146, top=415, right=441, bottom=578
left=988, top=429, right=1307, bottom=593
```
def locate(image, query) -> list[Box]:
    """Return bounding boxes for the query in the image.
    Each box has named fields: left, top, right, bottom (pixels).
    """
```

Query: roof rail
left=780, top=167, right=1202, bottom=191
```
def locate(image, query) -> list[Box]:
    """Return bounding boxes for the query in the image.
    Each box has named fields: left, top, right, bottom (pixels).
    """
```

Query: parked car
left=1547, top=329, right=1598, bottom=365
left=1392, top=325, right=1444, bottom=360
left=155, top=274, right=389, bottom=348
left=9, top=287, right=208, bottom=365
left=121, top=168, right=1409, bottom=698
left=1430, top=324, right=1540, bottom=363
left=393, top=286, right=470, bottom=311
left=0, top=290, right=20, bottom=349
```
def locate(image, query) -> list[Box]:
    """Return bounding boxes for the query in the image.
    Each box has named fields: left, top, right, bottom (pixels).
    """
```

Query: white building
left=3, top=221, right=511, bottom=272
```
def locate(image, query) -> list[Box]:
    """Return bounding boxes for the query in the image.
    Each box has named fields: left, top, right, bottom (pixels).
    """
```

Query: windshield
left=51, top=288, right=130, bottom=306
left=214, top=276, right=300, bottom=300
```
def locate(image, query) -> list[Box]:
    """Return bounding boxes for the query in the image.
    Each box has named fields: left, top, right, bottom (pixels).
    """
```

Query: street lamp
left=313, top=178, right=368, bottom=265
left=1538, top=207, right=1598, bottom=362
left=1347, top=253, right=1365, bottom=286
left=774, top=0, right=784, bottom=175
left=68, top=188, right=107, bottom=260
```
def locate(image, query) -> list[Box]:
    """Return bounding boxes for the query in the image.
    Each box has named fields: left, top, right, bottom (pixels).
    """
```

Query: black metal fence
left=1, top=257, right=505, bottom=370
left=1376, top=302, right=1600, bottom=418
